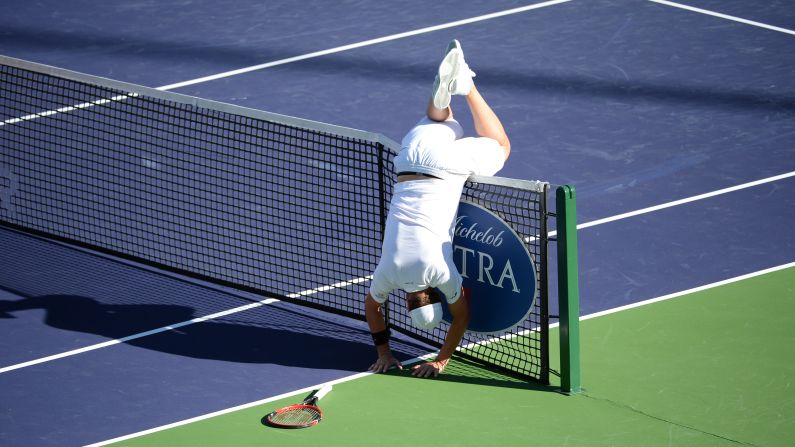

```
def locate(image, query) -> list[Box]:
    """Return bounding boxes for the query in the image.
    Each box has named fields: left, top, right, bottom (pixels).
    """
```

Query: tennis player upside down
left=365, top=40, right=511, bottom=378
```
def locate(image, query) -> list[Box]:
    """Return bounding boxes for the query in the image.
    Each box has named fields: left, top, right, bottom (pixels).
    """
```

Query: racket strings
left=268, top=406, right=321, bottom=427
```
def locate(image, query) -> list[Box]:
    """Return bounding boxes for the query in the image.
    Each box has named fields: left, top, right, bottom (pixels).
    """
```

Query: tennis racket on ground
left=264, top=384, right=332, bottom=429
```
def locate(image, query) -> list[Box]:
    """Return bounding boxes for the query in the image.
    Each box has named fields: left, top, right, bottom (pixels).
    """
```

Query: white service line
left=573, top=170, right=795, bottom=232
left=1, top=0, right=573, bottom=128
left=0, top=274, right=376, bottom=374
left=85, top=260, right=795, bottom=446
left=648, top=0, right=795, bottom=36
left=0, top=298, right=278, bottom=374
left=525, top=170, right=795, bottom=242
left=0, top=93, right=139, bottom=127
left=155, top=0, right=574, bottom=91
left=0, top=273, right=375, bottom=374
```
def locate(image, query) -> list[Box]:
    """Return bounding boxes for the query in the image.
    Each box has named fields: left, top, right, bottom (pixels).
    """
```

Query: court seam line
left=648, top=0, right=795, bottom=36
left=2, top=169, right=792, bottom=374
left=85, top=260, right=795, bottom=447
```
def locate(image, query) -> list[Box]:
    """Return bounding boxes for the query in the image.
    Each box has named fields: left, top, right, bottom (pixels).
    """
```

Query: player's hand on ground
left=369, top=354, right=403, bottom=373
left=411, top=359, right=448, bottom=378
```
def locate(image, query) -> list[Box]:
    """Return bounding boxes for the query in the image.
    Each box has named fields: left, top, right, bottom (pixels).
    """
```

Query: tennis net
left=0, top=56, right=551, bottom=383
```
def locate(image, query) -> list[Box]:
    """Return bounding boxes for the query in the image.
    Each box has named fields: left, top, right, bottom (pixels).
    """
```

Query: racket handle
left=314, top=384, right=333, bottom=401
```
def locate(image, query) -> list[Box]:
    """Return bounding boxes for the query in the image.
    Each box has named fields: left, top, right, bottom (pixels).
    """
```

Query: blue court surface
left=1, top=1, right=794, bottom=445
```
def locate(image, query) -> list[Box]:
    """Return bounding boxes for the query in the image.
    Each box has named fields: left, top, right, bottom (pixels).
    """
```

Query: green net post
left=556, top=185, right=581, bottom=394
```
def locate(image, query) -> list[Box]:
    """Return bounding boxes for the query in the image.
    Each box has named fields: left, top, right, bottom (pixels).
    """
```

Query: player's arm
left=412, top=289, right=470, bottom=378
left=365, top=293, right=403, bottom=373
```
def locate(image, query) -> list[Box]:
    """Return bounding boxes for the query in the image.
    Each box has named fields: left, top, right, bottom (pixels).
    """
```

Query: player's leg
left=426, top=97, right=452, bottom=122
left=465, top=84, right=511, bottom=159
left=441, top=42, right=510, bottom=159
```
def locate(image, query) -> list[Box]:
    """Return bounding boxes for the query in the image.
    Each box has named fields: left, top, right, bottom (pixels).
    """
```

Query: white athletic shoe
left=432, top=40, right=475, bottom=109
left=450, top=57, right=475, bottom=96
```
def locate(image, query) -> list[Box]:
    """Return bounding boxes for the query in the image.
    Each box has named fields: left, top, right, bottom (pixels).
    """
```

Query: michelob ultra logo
left=441, top=201, right=537, bottom=334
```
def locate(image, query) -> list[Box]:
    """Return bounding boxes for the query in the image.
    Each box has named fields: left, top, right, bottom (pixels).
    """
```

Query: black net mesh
left=0, top=57, right=549, bottom=382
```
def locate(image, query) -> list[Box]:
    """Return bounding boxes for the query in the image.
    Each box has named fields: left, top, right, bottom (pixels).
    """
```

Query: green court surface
left=109, top=266, right=795, bottom=447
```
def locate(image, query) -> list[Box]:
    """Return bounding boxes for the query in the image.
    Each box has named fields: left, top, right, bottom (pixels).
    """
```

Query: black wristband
left=371, top=329, right=390, bottom=346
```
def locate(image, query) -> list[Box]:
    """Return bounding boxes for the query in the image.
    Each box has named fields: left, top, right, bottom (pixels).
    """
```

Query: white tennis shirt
left=369, top=117, right=505, bottom=304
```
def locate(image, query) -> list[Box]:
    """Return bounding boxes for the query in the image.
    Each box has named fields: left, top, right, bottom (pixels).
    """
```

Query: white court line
left=526, top=170, right=795, bottom=241
left=83, top=372, right=378, bottom=447
left=0, top=93, right=139, bottom=127
left=574, top=170, right=795, bottom=231
left=155, top=0, right=574, bottom=91
left=86, top=260, right=795, bottom=447
left=82, top=354, right=441, bottom=447
left=648, top=0, right=795, bottom=36
left=0, top=277, right=372, bottom=374
left=580, top=261, right=795, bottom=321
left=5, top=170, right=794, bottom=374
left=0, top=298, right=276, bottom=374
left=1, top=0, right=572, bottom=128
